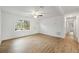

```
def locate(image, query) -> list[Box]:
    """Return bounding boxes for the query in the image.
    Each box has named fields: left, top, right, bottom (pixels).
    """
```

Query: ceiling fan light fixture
left=32, top=7, right=45, bottom=18
left=34, top=15, right=38, bottom=18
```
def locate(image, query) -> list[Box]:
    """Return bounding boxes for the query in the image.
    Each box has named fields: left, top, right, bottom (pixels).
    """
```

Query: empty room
left=0, top=6, right=79, bottom=53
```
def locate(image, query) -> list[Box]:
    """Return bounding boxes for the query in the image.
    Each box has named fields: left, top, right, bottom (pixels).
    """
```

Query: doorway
left=65, top=16, right=77, bottom=40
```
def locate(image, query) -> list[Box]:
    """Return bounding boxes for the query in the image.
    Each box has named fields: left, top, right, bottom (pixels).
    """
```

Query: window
left=15, top=20, right=30, bottom=31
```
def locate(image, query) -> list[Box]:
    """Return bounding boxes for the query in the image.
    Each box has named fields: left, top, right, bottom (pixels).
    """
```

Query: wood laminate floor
left=0, top=33, right=79, bottom=53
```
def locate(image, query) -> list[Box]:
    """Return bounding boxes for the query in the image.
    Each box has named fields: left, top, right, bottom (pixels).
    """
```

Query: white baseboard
left=40, top=33, right=64, bottom=39
left=2, top=33, right=65, bottom=42
left=2, top=33, right=39, bottom=41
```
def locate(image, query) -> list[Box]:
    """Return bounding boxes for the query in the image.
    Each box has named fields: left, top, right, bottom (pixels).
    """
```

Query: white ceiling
left=1, top=6, right=79, bottom=18
left=62, top=6, right=79, bottom=14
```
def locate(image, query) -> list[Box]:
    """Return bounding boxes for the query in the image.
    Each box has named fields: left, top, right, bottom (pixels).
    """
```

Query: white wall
left=76, top=16, right=79, bottom=42
left=0, top=8, right=1, bottom=43
left=40, top=16, right=65, bottom=38
left=1, top=10, right=40, bottom=40
left=1, top=9, right=65, bottom=40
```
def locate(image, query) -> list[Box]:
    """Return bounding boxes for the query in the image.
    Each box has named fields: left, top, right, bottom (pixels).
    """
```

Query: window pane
left=15, top=20, right=30, bottom=31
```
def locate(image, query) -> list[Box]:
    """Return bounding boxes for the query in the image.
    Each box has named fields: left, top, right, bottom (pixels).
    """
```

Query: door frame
left=65, top=16, right=77, bottom=38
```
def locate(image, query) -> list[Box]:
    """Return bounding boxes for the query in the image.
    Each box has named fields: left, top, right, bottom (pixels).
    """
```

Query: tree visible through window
left=15, top=20, right=30, bottom=31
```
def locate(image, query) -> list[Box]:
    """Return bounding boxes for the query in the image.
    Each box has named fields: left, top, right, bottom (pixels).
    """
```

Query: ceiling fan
left=32, top=6, right=47, bottom=18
